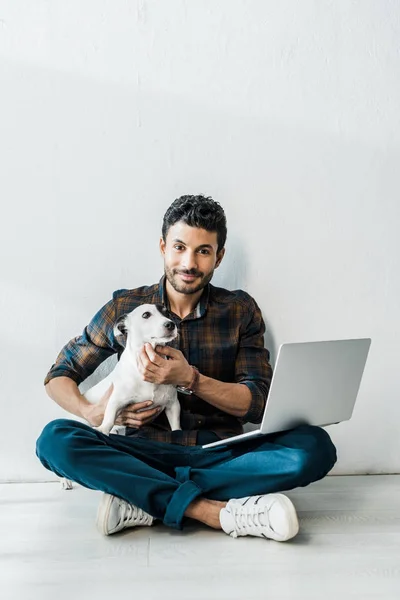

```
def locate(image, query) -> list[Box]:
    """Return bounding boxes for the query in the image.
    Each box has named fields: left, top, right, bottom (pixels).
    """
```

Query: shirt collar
left=158, top=274, right=210, bottom=320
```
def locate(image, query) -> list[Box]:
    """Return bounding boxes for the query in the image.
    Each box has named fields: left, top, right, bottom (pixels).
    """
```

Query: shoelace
left=119, top=501, right=153, bottom=527
left=229, top=504, right=271, bottom=538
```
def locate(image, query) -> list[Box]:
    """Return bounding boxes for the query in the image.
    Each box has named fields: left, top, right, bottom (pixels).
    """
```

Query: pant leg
left=35, top=419, right=206, bottom=529
left=36, top=420, right=336, bottom=529
left=179, top=425, right=337, bottom=501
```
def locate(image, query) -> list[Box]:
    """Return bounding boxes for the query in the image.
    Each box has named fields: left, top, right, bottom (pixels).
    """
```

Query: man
left=36, top=195, right=337, bottom=541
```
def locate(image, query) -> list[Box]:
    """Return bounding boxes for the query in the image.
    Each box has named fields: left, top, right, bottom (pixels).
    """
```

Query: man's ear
left=159, top=237, right=166, bottom=256
left=215, top=247, right=225, bottom=269
left=113, top=314, right=128, bottom=337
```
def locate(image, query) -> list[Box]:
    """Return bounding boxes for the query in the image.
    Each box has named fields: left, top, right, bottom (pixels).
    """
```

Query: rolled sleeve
left=239, top=380, right=269, bottom=423
left=235, top=298, right=273, bottom=424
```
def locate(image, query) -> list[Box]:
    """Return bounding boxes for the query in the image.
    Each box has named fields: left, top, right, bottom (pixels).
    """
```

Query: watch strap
left=176, top=366, right=200, bottom=395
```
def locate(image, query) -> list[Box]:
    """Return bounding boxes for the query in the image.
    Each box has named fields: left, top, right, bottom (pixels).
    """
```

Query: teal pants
left=36, top=419, right=337, bottom=529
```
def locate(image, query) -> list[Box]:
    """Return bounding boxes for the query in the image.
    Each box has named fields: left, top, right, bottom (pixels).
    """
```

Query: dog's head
left=113, top=303, right=178, bottom=348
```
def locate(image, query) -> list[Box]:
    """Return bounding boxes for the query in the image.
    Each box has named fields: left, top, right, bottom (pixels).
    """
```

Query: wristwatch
left=176, top=366, right=200, bottom=395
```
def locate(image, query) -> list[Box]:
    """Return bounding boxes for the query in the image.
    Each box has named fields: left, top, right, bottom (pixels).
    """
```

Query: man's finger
left=124, top=400, right=153, bottom=412
left=155, top=345, right=178, bottom=358
left=137, top=349, right=158, bottom=375
left=120, top=407, right=159, bottom=420
left=124, top=419, right=142, bottom=428
left=120, top=408, right=155, bottom=419
left=136, top=407, right=160, bottom=420
left=122, top=407, right=162, bottom=427
left=144, top=343, right=166, bottom=366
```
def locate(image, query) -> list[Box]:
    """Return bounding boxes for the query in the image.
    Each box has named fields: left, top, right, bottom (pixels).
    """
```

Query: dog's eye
left=142, top=312, right=151, bottom=319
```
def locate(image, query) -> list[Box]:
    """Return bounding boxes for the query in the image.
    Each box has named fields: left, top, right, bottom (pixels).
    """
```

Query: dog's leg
left=110, top=425, right=126, bottom=435
left=93, top=391, right=124, bottom=436
left=165, top=399, right=182, bottom=431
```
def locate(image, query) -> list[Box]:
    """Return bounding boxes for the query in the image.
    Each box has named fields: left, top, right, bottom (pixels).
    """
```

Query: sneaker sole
left=271, top=494, right=300, bottom=542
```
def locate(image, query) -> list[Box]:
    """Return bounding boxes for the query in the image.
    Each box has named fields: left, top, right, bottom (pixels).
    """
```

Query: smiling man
left=36, top=195, right=337, bottom=542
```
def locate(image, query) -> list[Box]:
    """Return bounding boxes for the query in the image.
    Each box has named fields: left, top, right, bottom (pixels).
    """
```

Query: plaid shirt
left=44, top=276, right=273, bottom=446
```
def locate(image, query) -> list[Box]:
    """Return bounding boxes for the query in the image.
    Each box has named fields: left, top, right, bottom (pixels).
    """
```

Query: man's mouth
left=177, top=272, right=200, bottom=282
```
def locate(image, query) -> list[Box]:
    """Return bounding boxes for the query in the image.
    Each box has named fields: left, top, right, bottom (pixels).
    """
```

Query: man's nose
left=182, top=251, right=197, bottom=271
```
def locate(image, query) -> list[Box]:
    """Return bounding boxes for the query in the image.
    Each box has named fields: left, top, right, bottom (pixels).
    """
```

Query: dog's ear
left=113, top=314, right=128, bottom=337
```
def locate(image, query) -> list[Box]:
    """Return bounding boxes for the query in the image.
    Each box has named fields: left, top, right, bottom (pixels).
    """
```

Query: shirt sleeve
left=235, top=297, right=273, bottom=424
left=44, top=294, right=121, bottom=386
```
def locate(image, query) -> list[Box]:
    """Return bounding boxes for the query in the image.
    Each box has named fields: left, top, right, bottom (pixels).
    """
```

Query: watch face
left=176, top=386, right=193, bottom=395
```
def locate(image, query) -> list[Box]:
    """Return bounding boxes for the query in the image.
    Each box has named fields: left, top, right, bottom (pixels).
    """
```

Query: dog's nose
left=164, top=321, right=176, bottom=331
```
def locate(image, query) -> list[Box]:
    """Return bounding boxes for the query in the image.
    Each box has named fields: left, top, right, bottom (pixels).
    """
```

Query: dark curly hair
left=162, top=195, right=227, bottom=252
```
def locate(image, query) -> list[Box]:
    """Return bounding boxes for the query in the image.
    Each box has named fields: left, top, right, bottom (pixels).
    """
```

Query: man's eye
left=142, top=312, right=151, bottom=319
left=174, top=245, right=184, bottom=251
left=199, top=249, right=210, bottom=255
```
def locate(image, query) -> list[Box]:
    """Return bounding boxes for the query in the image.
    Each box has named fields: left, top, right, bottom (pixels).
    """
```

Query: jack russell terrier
left=61, top=303, right=181, bottom=489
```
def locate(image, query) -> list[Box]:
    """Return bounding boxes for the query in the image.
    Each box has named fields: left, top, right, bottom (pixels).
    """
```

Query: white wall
left=1, top=0, right=399, bottom=480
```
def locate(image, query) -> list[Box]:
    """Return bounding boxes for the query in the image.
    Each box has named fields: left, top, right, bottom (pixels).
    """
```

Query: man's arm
left=139, top=296, right=272, bottom=421
left=44, top=292, right=164, bottom=428
left=45, top=376, right=92, bottom=420
left=45, top=376, right=161, bottom=427
left=139, top=345, right=254, bottom=417
left=44, top=295, right=120, bottom=388
left=44, top=296, right=118, bottom=423
left=186, top=374, right=252, bottom=418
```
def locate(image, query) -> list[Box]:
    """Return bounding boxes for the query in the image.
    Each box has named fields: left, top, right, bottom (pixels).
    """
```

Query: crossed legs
left=36, top=419, right=337, bottom=532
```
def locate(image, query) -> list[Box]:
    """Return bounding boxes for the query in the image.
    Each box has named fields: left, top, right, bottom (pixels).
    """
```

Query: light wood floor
left=1, top=475, right=399, bottom=600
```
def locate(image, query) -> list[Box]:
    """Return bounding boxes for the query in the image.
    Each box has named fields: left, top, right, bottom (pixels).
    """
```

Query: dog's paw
left=60, top=478, right=73, bottom=490
left=110, top=425, right=126, bottom=436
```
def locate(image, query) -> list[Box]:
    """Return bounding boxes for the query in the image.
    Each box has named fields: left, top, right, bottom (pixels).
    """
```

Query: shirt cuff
left=44, top=369, right=82, bottom=387
left=239, top=381, right=267, bottom=424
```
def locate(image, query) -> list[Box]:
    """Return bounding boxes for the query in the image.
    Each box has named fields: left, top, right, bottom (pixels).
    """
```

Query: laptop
left=202, top=338, right=371, bottom=449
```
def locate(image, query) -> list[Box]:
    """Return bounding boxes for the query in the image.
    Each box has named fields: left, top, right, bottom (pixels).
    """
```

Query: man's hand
left=114, top=401, right=162, bottom=428
left=83, top=383, right=162, bottom=429
left=82, top=383, right=115, bottom=427
left=137, top=343, right=193, bottom=387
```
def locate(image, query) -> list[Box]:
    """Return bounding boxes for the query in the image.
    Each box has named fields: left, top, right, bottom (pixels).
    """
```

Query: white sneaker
left=96, top=493, right=154, bottom=536
left=219, top=493, right=299, bottom=542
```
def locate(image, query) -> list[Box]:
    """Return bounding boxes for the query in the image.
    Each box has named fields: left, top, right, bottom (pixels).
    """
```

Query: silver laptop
left=202, top=338, right=371, bottom=449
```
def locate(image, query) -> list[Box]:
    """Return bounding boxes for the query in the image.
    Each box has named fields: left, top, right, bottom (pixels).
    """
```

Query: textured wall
left=1, top=1, right=399, bottom=479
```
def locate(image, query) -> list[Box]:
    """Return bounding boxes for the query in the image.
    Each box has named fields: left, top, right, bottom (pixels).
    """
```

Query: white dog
left=61, top=303, right=181, bottom=490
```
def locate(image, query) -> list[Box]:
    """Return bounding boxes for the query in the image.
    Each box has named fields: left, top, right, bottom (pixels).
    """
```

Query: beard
left=164, top=265, right=215, bottom=295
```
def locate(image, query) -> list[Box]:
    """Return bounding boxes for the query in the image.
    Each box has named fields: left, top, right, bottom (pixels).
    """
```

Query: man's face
left=160, top=222, right=225, bottom=295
